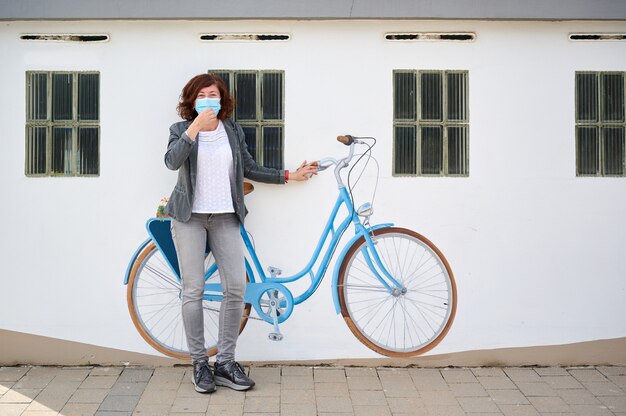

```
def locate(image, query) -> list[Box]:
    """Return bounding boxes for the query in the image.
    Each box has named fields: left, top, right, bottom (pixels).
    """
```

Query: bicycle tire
left=127, top=242, right=251, bottom=359
left=337, top=227, right=456, bottom=357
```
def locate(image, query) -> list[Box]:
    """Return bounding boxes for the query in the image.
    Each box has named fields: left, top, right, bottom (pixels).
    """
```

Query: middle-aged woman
left=164, top=73, right=317, bottom=394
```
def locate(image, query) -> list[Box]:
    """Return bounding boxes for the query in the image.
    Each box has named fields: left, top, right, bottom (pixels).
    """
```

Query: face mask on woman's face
left=195, top=97, right=221, bottom=115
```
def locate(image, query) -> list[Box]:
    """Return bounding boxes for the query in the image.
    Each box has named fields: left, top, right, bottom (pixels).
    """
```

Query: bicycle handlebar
left=337, top=135, right=354, bottom=145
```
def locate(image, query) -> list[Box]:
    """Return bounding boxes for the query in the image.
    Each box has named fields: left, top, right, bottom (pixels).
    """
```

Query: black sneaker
left=214, top=360, right=255, bottom=391
left=192, top=360, right=216, bottom=393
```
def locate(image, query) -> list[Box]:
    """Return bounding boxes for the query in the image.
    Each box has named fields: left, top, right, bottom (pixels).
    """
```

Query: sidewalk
left=1, top=365, right=625, bottom=415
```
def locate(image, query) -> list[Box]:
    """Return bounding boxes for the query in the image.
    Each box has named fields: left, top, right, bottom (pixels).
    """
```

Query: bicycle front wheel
left=127, top=242, right=251, bottom=359
left=337, top=227, right=456, bottom=357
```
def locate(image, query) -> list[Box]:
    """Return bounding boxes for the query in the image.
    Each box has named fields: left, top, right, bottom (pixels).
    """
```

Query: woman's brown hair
left=177, top=73, right=234, bottom=121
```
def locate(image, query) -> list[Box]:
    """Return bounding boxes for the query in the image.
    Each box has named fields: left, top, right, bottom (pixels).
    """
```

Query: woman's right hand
left=187, top=109, right=219, bottom=140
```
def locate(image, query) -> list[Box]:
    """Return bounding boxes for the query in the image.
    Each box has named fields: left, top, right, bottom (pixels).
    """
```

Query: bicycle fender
left=331, top=223, right=393, bottom=313
left=124, top=238, right=152, bottom=285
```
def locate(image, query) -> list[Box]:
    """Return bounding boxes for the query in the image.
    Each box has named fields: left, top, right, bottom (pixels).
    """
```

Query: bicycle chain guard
left=245, top=282, right=294, bottom=341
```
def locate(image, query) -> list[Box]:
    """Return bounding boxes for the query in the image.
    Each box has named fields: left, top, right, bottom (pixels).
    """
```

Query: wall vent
left=20, top=34, right=109, bottom=42
left=385, top=32, right=475, bottom=42
left=569, top=33, right=626, bottom=41
left=200, top=33, right=290, bottom=42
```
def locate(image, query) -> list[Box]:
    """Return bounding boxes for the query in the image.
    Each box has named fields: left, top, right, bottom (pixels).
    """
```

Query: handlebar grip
left=337, top=135, right=354, bottom=145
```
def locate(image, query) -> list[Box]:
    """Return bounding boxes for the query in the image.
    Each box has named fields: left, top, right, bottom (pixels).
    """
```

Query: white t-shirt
left=191, top=121, right=235, bottom=214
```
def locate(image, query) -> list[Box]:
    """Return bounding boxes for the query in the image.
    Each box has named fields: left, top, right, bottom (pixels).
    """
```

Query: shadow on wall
left=1, top=329, right=625, bottom=367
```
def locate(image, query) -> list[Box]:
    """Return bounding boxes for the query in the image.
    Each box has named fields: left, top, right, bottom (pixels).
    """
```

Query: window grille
left=25, top=71, right=100, bottom=176
left=385, top=32, right=475, bottom=42
left=576, top=71, right=625, bottom=176
left=210, top=70, right=284, bottom=170
left=200, top=34, right=289, bottom=42
left=393, top=70, right=469, bottom=176
left=20, top=34, right=109, bottom=42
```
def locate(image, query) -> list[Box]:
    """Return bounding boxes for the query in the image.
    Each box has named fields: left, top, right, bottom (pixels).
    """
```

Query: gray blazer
left=164, top=118, right=286, bottom=224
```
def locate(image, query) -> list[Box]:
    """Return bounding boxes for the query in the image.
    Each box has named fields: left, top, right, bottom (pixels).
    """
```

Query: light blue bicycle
left=124, top=135, right=457, bottom=358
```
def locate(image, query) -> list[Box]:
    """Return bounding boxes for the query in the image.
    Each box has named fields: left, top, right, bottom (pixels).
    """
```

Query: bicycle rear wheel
left=127, top=242, right=251, bottom=359
left=337, top=227, right=456, bottom=357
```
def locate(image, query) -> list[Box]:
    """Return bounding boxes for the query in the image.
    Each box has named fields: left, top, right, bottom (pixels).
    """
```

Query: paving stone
left=514, top=382, right=557, bottom=397
left=243, top=381, right=280, bottom=397
left=281, top=366, right=312, bottom=376
left=598, top=395, right=626, bottom=412
left=98, top=394, right=141, bottom=412
left=386, top=396, right=426, bottom=413
left=13, top=374, right=56, bottom=389
left=314, top=368, right=347, bottom=383
left=535, top=367, right=569, bottom=376
left=60, top=402, right=100, bottom=415
left=109, top=382, right=148, bottom=396
left=350, top=389, right=387, bottom=405
left=450, top=382, right=489, bottom=397
left=497, top=404, right=540, bottom=415
left=504, top=368, right=542, bottom=382
left=568, top=368, right=607, bottom=382
left=56, top=368, right=91, bottom=382
left=25, top=396, right=69, bottom=412
left=69, top=388, right=109, bottom=404
left=0, top=383, right=13, bottom=396
left=472, top=367, right=507, bottom=377
left=169, top=395, right=210, bottom=413
left=479, top=376, right=518, bottom=390
left=81, top=375, right=119, bottom=389
left=0, top=388, right=41, bottom=403
left=346, top=367, right=377, bottom=377
left=597, top=366, right=626, bottom=377
left=442, top=368, right=479, bottom=383
left=90, top=367, right=123, bottom=377
left=527, top=396, right=572, bottom=413
left=540, top=376, right=584, bottom=389
left=281, top=388, right=315, bottom=404
left=488, top=389, right=530, bottom=405
left=609, top=376, right=626, bottom=388
left=136, top=389, right=177, bottom=405
left=94, top=411, right=132, bottom=416
left=280, top=403, right=317, bottom=416
left=280, top=375, right=314, bottom=390
left=248, top=367, right=280, bottom=384
left=556, top=388, right=601, bottom=405
left=206, top=403, right=244, bottom=416
left=316, top=396, right=353, bottom=413
left=568, top=404, right=615, bottom=415
left=419, top=390, right=458, bottom=406
left=353, top=404, right=392, bottom=415
left=0, top=367, right=30, bottom=382
left=143, top=379, right=182, bottom=391
left=424, top=404, right=466, bottom=415
left=243, top=396, right=280, bottom=413
left=314, top=382, right=350, bottom=397
left=0, top=403, right=29, bottom=416
left=408, top=369, right=449, bottom=391
left=347, top=376, right=382, bottom=390
left=131, top=403, right=172, bottom=415
left=582, top=381, right=624, bottom=396
left=457, top=397, right=500, bottom=413
left=117, top=368, right=153, bottom=382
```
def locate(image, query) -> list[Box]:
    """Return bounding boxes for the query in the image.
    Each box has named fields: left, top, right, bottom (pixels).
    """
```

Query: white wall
left=1, top=19, right=625, bottom=361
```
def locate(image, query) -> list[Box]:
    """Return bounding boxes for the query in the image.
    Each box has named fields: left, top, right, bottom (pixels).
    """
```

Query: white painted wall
left=1, top=19, right=625, bottom=361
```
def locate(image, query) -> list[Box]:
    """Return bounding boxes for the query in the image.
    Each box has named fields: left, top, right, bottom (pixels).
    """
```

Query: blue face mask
left=195, top=97, right=221, bottom=115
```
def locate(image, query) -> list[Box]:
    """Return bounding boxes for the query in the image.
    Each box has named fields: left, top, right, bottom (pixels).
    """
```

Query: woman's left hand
left=289, top=160, right=318, bottom=182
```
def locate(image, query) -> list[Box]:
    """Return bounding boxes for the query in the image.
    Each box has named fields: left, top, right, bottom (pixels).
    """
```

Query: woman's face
left=195, top=84, right=221, bottom=105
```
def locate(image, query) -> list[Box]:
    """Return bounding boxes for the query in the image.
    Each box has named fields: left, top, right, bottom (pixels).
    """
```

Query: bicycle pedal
left=268, top=332, right=284, bottom=341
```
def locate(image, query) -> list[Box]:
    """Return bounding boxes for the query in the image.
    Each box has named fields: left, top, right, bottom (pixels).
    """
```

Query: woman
left=164, top=73, right=317, bottom=394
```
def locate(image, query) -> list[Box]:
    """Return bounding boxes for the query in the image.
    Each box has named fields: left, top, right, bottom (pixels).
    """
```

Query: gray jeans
left=171, top=213, right=245, bottom=364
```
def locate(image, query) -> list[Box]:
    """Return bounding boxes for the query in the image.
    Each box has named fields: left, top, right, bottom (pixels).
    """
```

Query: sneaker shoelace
left=197, top=362, right=212, bottom=382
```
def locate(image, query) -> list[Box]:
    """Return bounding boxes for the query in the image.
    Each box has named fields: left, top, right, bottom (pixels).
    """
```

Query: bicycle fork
left=360, top=231, right=406, bottom=295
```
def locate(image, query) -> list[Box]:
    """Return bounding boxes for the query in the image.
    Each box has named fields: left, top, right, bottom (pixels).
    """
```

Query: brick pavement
left=0, top=365, right=625, bottom=415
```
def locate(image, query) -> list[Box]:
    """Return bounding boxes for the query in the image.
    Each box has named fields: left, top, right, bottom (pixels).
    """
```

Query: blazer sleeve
left=164, top=123, right=194, bottom=171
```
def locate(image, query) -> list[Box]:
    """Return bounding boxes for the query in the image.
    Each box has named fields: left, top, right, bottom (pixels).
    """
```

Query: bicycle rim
left=338, top=228, right=456, bottom=357
left=127, top=243, right=250, bottom=359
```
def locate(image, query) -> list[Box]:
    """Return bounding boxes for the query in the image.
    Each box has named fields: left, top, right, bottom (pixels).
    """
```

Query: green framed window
left=393, top=70, right=469, bottom=176
left=210, top=70, right=284, bottom=170
left=25, top=71, right=100, bottom=177
left=576, top=71, right=625, bottom=176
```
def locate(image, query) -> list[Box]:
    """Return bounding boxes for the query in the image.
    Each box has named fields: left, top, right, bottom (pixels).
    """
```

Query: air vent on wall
left=569, top=33, right=626, bottom=41
left=20, top=34, right=109, bottom=42
left=385, top=32, right=475, bottom=42
left=200, top=33, right=290, bottom=42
